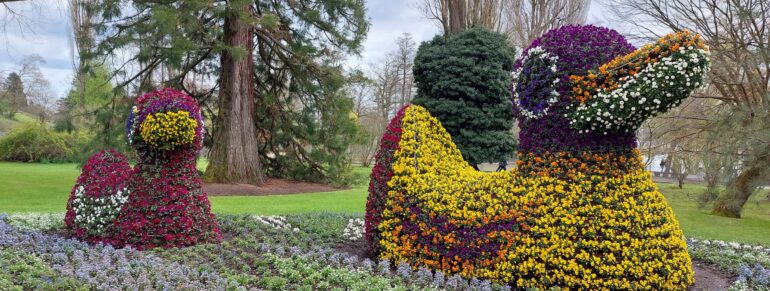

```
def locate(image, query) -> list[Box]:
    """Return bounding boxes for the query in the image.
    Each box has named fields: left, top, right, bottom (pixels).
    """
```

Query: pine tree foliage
left=412, top=27, right=517, bottom=166
left=1, top=73, right=26, bottom=118
left=85, top=0, right=369, bottom=184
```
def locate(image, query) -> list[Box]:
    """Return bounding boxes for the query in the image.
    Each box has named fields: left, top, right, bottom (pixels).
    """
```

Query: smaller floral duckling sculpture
left=65, top=88, right=221, bottom=249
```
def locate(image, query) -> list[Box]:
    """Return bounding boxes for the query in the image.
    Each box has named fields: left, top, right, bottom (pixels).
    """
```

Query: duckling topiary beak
left=566, top=30, right=711, bottom=134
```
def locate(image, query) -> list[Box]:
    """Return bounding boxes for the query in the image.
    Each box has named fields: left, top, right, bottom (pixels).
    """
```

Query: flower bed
left=1, top=215, right=232, bottom=290
left=687, top=238, right=770, bottom=290
left=2, top=213, right=518, bottom=290
left=3, top=212, right=764, bottom=290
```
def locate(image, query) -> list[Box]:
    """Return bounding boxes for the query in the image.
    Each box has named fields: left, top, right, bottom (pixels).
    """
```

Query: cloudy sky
left=0, top=0, right=617, bottom=98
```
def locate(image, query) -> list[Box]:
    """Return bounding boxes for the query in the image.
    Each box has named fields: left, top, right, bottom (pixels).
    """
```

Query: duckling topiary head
left=512, top=25, right=710, bottom=153
left=125, top=88, right=205, bottom=155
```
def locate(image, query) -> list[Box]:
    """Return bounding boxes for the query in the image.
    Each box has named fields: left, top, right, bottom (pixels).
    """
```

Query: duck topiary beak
left=139, top=110, right=198, bottom=151
left=567, top=30, right=711, bottom=134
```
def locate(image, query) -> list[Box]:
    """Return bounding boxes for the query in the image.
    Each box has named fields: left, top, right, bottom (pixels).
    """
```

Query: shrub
left=412, top=28, right=517, bottom=166
left=0, top=122, right=71, bottom=162
left=59, top=129, right=100, bottom=164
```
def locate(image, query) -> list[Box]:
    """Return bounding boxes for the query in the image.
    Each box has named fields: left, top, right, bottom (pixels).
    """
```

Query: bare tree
left=371, top=56, right=401, bottom=123
left=17, top=55, right=56, bottom=122
left=346, top=68, right=372, bottom=117
left=69, top=0, right=98, bottom=105
left=393, top=33, right=416, bottom=108
left=0, top=0, right=41, bottom=37
left=418, top=0, right=505, bottom=35
left=348, top=43, right=406, bottom=166
left=502, top=0, right=590, bottom=47
left=603, top=0, right=770, bottom=217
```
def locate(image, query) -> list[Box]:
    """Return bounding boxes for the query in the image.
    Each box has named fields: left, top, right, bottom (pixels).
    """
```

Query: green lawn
left=1, top=162, right=768, bottom=245
left=0, top=162, right=81, bottom=212
left=657, top=182, right=770, bottom=246
left=0, top=161, right=370, bottom=214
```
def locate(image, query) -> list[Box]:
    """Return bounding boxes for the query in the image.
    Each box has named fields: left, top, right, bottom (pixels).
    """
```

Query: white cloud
left=347, top=0, right=440, bottom=69
left=0, top=0, right=72, bottom=97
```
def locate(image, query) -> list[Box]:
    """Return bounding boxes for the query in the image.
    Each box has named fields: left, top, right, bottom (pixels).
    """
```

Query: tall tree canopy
left=86, top=0, right=369, bottom=185
left=412, top=27, right=517, bottom=167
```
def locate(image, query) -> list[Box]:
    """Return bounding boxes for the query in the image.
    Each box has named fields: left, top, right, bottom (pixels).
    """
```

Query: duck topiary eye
left=512, top=46, right=561, bottom=119
left=139, top=110, right=198, bottom=151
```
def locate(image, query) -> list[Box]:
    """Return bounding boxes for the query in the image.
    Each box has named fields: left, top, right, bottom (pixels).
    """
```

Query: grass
left=0, top=161, right=370, bottom=214
left=658, top=182, right=770, bottom=246
left=0, top=162, right=81, bottom=213
left=1, top=162, right=768, bottom=245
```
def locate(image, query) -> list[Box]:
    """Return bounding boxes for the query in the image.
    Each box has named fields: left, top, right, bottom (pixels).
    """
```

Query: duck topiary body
left=65, top=88, right=221, bottom=249
left=366, top=25, right=711, bottom=289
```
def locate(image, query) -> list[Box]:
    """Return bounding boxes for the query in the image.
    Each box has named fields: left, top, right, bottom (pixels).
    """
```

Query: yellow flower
left=139, top=110, right=197, bottom=151
left=375, top=105, right=694, bottom=289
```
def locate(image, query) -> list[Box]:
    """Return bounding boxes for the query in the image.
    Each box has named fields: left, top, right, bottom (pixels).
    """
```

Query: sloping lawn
left=658, top=182, right=770, bottom=246
left=1, top=162, right=768, bottom=245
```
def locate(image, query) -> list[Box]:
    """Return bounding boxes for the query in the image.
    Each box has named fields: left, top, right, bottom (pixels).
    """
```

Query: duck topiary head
left=125, top=88, right=205, bottom=155
left=512, top=25, right=710, bottom=153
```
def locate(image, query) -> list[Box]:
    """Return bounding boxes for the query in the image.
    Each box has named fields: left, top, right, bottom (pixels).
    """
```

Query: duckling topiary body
left=366, top=25, right=711, bottom=289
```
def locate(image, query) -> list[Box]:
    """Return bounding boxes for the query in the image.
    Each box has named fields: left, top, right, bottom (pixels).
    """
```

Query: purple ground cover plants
left=1, top=213, right=515, bottom=290
left=2, top=212, right=768, bottom=290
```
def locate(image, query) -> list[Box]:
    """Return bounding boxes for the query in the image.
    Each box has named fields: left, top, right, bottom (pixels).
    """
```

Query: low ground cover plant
left=3, top=212, right=768, bottom=290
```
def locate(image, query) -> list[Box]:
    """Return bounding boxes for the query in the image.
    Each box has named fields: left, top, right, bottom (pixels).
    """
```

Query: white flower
left=512, top=46, right=560, bottom=120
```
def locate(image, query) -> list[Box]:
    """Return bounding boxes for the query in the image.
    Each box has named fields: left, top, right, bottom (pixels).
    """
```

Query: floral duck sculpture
left=365, top=25, right=710, bottom=289
left=65, top=88, right=221, bottom=250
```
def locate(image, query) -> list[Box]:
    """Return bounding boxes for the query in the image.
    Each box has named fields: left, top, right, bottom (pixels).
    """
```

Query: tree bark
left=204, top=3, right=265, bottom=185
left=447, top=0, right=467, bottom=35
left=712, top=148, right=770, bottom=218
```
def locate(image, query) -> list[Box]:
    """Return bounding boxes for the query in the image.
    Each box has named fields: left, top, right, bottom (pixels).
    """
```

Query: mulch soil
left=203, top=178, right=342, bottom=196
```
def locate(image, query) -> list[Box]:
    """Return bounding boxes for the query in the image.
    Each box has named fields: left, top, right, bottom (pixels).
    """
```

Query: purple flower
left=396, top=261, right=413, bottom=279
left=512, top=25, right=637, bottom=152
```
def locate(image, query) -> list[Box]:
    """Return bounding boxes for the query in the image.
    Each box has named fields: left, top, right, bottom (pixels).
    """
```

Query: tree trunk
left=448, top=0, right=467, bottom=35
left=712, top=149, right=770, bottom=218
left=204, top=3, right=265, bottom=185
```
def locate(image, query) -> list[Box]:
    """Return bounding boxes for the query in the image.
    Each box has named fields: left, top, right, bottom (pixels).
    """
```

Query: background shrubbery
left=0, top=122, right=92, bottom=163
